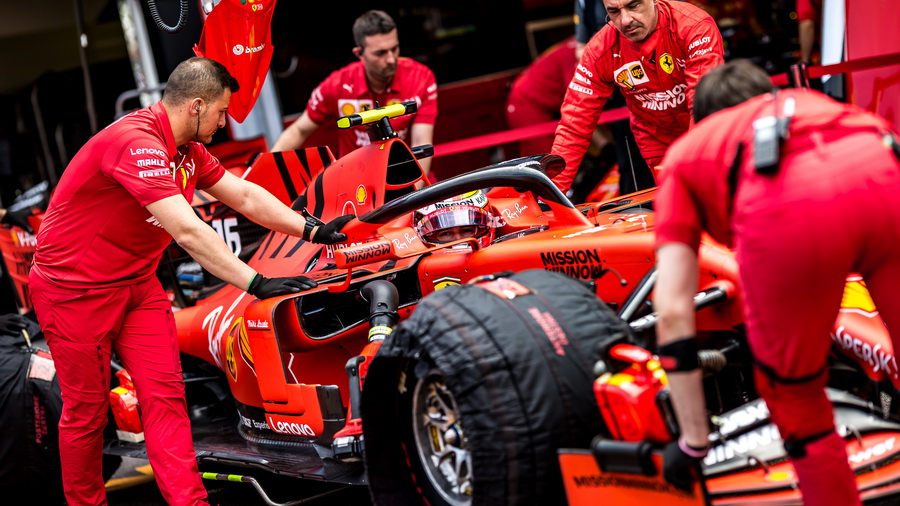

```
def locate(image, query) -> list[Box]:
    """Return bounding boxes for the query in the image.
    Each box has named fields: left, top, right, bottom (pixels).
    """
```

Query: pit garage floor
left=105, top=457, right=373, bottom=505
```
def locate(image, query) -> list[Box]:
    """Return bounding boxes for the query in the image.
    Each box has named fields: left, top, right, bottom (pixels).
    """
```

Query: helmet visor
left=416, top=205, right=492, bottom=244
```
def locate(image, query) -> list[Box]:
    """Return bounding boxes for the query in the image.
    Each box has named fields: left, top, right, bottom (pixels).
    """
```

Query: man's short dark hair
left=693, top=59, right=775, bottom=122
left=163, top=57, right=240, bottom=106
left=352, top=10, right=396, bottom=48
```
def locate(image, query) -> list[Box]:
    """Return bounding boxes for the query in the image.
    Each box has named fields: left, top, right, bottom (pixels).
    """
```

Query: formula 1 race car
left=97, top=102, right=900, bottom=506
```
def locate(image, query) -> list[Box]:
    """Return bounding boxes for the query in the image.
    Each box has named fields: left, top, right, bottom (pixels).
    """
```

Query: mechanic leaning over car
left=270, top=9, right=438, bottom=178
left=28, top=57, right=352, bottom=506
left=550, top=0, right=724, bottom=194
left=654, top=59, right=900, bottom=506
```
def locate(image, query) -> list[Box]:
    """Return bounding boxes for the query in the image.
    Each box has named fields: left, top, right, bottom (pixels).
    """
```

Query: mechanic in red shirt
left=797, top=0, right=822, bottom=64
left=551, top=0, right=724, bottom=194
left=29, top=58, right=352, bottom=506
left=506, top=37, right=582, bottom=157
left=270, top=10, right=438, bottom=177
left=654, top=59, right=900, bottom=506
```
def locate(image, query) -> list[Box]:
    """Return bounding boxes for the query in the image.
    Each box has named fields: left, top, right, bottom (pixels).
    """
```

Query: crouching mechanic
left=29, top=57, right=353, bottom=506
left=654, top=59, right=900, bottom=505
left=551, top=0, right=724, bottom=194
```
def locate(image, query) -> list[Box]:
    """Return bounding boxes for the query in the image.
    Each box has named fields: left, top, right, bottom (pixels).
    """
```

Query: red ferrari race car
left=93, top=102, right=900, bottom=506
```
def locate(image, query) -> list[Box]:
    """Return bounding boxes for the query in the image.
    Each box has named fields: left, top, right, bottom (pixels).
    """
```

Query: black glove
left=311, top=214, right=354, bottom=245
left=246, top=274, right=317, bottom=299
left=662, top=438, right=706, bottom=493
left=0, top=314, right=29, bottom=337
left=1, top=207, right=34, bottom=233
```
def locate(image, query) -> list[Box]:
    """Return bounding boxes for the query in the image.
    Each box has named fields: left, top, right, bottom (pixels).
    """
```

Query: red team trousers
left=733, top=131, right=900, bottom=506
left=29, top=270, right=208, bottom=506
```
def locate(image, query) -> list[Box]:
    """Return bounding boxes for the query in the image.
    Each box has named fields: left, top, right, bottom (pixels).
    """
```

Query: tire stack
left=361, top=269, right=632, bottom=506
left=0, top=319, right=65, bottom=504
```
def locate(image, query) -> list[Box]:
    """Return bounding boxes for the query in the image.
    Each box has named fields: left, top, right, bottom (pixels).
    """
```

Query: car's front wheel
left=362, top=269, right=630, bottom=506
left=402, top=368, right=472, bottom=506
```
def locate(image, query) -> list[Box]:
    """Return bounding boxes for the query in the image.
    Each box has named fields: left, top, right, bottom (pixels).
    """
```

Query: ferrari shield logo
left=660, top=53, right=675, bottom=74
left=433, top=276, right=460, bottom=290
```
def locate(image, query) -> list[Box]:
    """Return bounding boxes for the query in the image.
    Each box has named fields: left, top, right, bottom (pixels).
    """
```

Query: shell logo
left=616, top=69, right=633, bottom=89
left=340, top=103, right=356, bottom=116
left=356, top=185, right=367, bottom=205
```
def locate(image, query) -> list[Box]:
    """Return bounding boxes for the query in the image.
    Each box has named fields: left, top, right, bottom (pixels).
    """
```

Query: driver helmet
left=414, top=190, right=494, bottom=248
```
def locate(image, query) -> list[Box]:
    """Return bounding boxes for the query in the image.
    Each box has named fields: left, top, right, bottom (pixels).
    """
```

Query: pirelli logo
left=568, top=82, right=594, bottom=95
left=138, top=168, right=172, bottom=178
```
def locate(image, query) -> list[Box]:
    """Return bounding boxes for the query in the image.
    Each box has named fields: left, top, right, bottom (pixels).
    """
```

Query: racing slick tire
left=361, top=269, right=632, bottom=506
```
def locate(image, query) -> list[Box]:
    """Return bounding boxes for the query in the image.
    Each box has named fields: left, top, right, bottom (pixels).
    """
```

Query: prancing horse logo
left=660, top=53, right=675, bottom=74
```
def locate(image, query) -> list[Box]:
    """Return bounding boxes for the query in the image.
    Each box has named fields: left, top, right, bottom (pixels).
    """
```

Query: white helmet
left=413, top=190, right=494, bottom=248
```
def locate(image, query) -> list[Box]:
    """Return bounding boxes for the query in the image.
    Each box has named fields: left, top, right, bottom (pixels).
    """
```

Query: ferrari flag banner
left=194, top=0, right=276, bottom=122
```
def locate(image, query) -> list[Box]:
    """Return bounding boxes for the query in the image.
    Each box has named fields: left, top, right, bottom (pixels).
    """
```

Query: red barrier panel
left=435, top=53, right=900, bottom=160
left=433, top=106, right=629, bottom=159
left=770, top=53, right=900, bottom=89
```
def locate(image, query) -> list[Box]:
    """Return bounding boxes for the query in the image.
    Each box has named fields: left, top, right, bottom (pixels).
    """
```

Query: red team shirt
left=508, top=37, right=579, bottom=116
left=551, top=0, right=724, bottom=191
left=305, top=57, right=438, bottom=156
left=796, top=0, right=821, bottom=22
left=654, top=89, right=893, bottom=252
left=34, top=102, right=225, bottom=288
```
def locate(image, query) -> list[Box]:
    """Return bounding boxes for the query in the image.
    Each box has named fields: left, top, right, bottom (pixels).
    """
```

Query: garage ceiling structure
left=0, top=0, right=126, bottom=96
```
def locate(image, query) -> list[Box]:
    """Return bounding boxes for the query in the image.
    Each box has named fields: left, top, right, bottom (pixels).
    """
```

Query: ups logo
left=630, top=65, right=645, bottom=80
left=613, top=61, right=649, bottom=89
